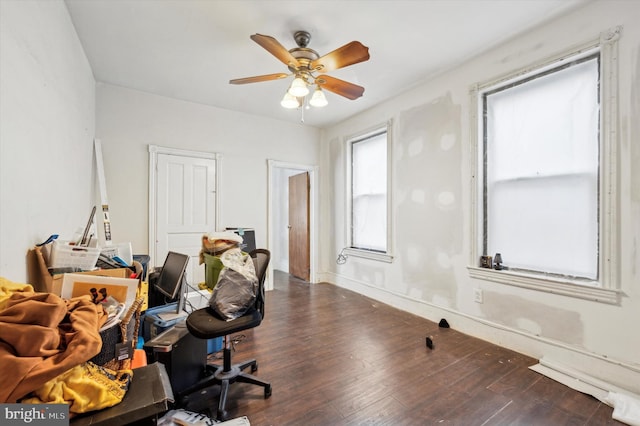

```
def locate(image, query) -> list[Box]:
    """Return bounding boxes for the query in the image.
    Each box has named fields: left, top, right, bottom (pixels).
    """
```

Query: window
left=346, top=123, right=393, bottom=262
left=469, top=27, right=621, bottom=304
left=485, top=55, right=599, bottom=278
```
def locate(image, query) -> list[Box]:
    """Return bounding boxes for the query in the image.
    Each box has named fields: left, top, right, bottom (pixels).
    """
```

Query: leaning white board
left=94, top=138, right=112, bottom=246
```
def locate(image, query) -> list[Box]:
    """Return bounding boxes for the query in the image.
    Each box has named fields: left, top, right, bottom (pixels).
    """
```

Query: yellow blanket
left=21, top=362, right=132, bottom=413
left=0, top=277, right=34, bottom=309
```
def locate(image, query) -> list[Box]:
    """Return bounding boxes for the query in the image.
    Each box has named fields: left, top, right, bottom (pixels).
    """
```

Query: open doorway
left=267, top=160, right=317, bottom=290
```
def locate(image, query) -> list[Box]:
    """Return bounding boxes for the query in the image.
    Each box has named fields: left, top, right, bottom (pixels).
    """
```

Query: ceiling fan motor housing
left=288, top=31, right=319, bottom=74
left=288, top=48, right=319, bottom=72
left=294, top=30, right=311, bottom=48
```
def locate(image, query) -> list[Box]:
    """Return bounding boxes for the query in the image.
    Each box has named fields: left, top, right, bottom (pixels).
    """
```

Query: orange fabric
left=130, top=349, right=147, bottom=369
left=0, top=292, right=103, bottom=402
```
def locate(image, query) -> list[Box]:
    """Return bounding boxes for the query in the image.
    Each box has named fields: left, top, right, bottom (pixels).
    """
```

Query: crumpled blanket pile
left=0, top=278, right=106, bottom=403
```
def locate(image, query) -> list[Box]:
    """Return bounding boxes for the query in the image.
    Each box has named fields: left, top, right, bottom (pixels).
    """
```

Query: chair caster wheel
left=251, top=362, right=258, bottom=373
left=265, top=384, right=272, bottom=398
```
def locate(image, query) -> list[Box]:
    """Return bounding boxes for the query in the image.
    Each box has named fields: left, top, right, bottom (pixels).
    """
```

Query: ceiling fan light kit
left=230, top=30, right=370, bottom=114
left=288, top=76, right=310, bottom=97
left=309, top=87, right=328, bottom=107
left=280, top=92, right=300, bottom=109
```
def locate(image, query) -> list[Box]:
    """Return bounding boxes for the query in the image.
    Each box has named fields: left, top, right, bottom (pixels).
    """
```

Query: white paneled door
left=152, top=150, right=217, bottom=287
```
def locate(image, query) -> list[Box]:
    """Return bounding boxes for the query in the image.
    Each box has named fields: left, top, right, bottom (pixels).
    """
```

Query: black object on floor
left=426, top=336, right=434, bottom=349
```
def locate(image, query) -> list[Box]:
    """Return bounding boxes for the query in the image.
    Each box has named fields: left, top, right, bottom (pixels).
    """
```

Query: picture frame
left=61, top=273, right=138, bottom=307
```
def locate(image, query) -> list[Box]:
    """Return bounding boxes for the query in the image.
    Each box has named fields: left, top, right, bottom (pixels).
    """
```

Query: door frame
left=148, top=145, right=222, bottom=269
left=267, top=159, right=318, bottom=289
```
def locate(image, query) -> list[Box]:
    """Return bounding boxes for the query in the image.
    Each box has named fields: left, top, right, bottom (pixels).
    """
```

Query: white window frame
left=468, top=26, right=622, bottom=304
left=345, top=121, right=394, bottom=263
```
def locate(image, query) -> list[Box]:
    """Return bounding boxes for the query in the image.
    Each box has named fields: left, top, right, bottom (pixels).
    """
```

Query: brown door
left=289, top=172, right=310, bottom=281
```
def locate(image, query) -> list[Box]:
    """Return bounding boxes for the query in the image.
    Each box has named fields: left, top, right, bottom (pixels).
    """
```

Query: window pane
left=352, top=131, right=387, bottom=252
left=352, top=133, right=387, bottom=196
left=488, top=175, right=598, bottom=277
left=485, top=57, right=599, bottom=279
left=353, top=194, right=387, bottom=251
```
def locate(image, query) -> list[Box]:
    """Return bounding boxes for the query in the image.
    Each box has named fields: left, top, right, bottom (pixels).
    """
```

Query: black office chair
left=180, top=249, right=272, bottom=421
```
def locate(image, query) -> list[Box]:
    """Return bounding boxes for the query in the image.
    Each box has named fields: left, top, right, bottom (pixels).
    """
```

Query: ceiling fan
left=229, top=31, right=370, bottom=109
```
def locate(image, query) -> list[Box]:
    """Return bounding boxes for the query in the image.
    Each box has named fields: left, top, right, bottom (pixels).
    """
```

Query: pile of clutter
left=199, top=231, right=244, bottom=264
left=199, top=231, right=247, bottom=292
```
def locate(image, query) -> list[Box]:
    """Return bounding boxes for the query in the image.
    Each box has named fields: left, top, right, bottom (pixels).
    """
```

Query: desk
left=71, top=362, right=173, bottom=426
left=144, top=322, right=207, bottom=395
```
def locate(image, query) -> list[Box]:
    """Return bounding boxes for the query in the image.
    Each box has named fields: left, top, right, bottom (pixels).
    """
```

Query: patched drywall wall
left=320, top=0, right=640, bottom=394
left=479, top=292, right=584, bottom=344
left=327, top=137, right=342, bottom=264
left=395, top=93, right=462, bottom=305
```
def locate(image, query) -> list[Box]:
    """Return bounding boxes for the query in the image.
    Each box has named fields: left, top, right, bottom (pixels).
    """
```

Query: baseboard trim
left=530, top=358, right=640, bottom=425
left=530, top=358, right=640, bottom=401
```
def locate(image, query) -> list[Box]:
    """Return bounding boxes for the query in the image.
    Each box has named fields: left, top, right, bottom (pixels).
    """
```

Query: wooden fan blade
left=316, top=75, right=365, bottom=100
left=250, top=34, right=300, bottom=68
left=229, top=73, right=289, bottom=84
left=311, top=41, right=370, bottom=73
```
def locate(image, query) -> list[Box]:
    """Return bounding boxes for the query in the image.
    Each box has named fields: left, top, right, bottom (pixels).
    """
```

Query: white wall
left=0, top=0, right=95, bottom=282
left=95, top=84, right=321, bottom=266
left=320, top=0, right=640, bottom=394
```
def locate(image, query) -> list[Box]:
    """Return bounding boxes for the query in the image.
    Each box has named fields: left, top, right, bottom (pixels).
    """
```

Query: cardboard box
left=51, top=267, right=134, bottom=296
left=27, top=246, right=52, bottom=292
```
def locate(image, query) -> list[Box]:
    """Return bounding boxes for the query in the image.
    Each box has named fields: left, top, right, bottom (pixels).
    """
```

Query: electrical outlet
left=474, top=288, right=483, bottom=303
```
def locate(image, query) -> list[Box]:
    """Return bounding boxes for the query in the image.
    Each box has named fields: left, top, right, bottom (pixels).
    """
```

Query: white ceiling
left=64, top=0, right=589, bottom=128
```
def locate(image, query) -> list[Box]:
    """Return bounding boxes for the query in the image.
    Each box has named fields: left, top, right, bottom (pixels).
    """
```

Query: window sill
left=344, top=248, right=394, bottom=263
left=467, top=266, right=620, bottom=305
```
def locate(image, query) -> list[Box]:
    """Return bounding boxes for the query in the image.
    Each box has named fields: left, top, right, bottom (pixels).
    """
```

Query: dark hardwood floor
left=182, top=271, right=622, bottom=425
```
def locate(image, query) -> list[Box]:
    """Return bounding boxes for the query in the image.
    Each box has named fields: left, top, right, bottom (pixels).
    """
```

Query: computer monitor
left=154, top=251, right=189, bottom=321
